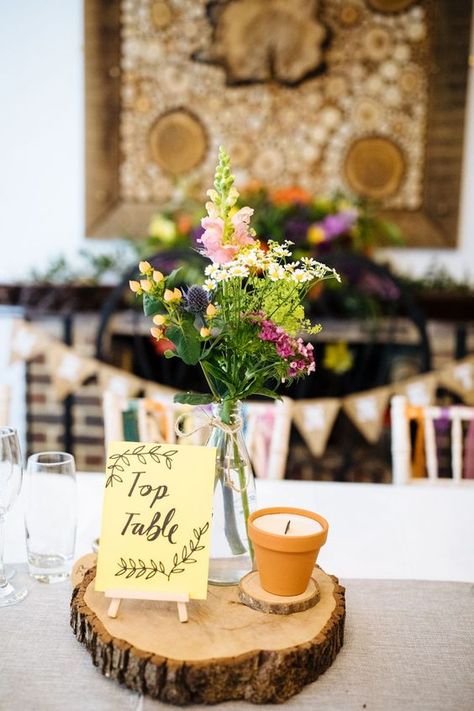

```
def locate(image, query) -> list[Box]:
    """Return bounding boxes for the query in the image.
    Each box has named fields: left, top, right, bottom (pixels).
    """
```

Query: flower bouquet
left=130, top=148, right=340, bottom=583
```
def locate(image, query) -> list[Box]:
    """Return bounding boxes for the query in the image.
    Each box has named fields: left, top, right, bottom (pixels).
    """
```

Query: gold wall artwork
left=85, top=0, right=471, bottom=247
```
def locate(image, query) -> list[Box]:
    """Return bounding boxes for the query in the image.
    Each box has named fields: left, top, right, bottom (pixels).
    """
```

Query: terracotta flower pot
left=248, top=507, right=329, bottom=596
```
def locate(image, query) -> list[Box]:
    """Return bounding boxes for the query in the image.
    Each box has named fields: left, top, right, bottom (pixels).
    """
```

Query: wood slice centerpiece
left=70, top=564, right=345, bottom=705
left=238, top=570, right=320, bottom=614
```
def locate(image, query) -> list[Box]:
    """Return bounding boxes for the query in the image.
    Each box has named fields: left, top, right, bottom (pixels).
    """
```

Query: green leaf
left=252, top=388, right=282, bottom=401
left=174, top=392, right=214, bottom=405
left=163, top=349, right=176, bottom=359
left=201, top=360, right=234, bottom=397
left=167, top=322, right=201, bottom=365
left=166, top=267, right=182, bottom=288
left=143, top=293, right=166, bottom=317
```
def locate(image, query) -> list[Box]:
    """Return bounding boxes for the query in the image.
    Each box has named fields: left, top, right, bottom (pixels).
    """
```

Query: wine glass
left=0, top=427, right=27, bottom=607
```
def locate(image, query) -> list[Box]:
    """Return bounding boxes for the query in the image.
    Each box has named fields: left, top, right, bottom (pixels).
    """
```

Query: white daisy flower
left=291, top=269, right=312, bottom=284
left=267, top=263, right=286, bottom=281
left=214, top=269, right=229, bottom=282
left=241, top=252, right=259, bottom=267
left=269, top=242, right=292, bottom=258
left=203, top=278, right=217, bottom=292
left=309, top=262, right=341, bottom=282
left=228, top=264, right=249, bottom=278
left=205, top=263, right=221, bottom=277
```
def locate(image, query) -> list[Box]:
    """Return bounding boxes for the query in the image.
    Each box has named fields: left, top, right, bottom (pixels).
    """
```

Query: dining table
left=2, top=475, right=474, bottom=710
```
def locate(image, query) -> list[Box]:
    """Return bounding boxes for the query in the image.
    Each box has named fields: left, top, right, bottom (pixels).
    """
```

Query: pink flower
left=198, top=207, right=256, bottom=264
left=198, top=217, right=232, bottom=264
left=253, top=317, right=316, bottom=378
left=231, top=207, right=255, bottom=247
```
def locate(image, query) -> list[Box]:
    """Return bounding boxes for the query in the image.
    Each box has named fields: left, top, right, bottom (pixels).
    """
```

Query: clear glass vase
left=207, top=401, right=256, bottom=585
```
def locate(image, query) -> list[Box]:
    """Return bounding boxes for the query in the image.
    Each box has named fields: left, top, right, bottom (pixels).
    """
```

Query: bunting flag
left=293, top=398, right=340, bottom=456
left=7, top=318, right=474, bottom=456
left=342, top=386, right=391, bottom=444
left=46, top=344, right=98, bottom=400
left=439, top=356, right=474, bottom=405
left=395, top=372, right=438, bottom=407
left=9, top=320, right=49, bottom=364
left=97, top=364, right=144, bottom=398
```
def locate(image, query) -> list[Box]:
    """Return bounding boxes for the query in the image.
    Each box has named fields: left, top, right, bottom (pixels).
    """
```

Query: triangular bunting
left=9, top=320, right=48, bottom=364
left=98, top=364, right=144, bottom=398
left=395, top=372, right=438, bottom=407
left=439, top=356, right=474, bottom=405
left=293, top=398, right=341, bottom=457
left=343, top=386, right=391, bottom=443
left=47, top=344, right=98, bottom=400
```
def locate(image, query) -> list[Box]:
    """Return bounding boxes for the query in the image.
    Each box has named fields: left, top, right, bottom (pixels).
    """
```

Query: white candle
left=253, top=512, right=323, bottom=537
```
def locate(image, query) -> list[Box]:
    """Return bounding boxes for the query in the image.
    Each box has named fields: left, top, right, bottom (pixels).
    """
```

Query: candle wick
left=284, top=520, right=291, bottom=535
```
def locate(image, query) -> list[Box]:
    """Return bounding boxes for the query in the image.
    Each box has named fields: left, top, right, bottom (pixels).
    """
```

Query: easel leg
left=177, top=601, right=188, bottom=623
left=108, top=598, right=121, bottom=618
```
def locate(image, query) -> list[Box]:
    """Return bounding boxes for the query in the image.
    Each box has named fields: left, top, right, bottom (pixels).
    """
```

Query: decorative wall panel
left=85, top=0, right=472, bottom=246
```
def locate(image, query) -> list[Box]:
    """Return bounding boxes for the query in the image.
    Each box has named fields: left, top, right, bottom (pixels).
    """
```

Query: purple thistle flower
left=184, top=285, right=209, bottom=313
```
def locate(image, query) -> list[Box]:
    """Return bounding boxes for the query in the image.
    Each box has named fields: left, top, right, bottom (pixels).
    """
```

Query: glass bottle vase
left=206, top=401, right=256, bottom=585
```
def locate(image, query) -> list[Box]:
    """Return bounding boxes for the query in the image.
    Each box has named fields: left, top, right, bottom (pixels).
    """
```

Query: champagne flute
left=0, top=427, right=27, bottom=607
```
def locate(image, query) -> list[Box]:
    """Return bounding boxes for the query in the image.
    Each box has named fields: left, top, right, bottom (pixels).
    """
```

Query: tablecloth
left=1, top=570, right=473, bottom=711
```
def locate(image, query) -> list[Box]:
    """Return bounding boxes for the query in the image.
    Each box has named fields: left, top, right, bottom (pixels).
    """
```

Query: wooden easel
left=105, top=589, right=190, bottom=623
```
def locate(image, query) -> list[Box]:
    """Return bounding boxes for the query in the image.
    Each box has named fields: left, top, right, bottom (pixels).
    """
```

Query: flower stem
left=219, top=399, right=246, bottom=555
left=232, top=429, right=254, bottom=563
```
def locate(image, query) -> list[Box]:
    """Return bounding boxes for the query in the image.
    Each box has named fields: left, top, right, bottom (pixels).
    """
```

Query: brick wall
left=26, top=315, right=105, bottom=472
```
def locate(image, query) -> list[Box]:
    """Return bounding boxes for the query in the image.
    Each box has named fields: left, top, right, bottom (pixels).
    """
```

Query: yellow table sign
left=95, top=441, right=216, bottom=600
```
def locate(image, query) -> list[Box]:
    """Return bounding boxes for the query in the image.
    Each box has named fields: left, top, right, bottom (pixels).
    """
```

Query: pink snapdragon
left=198, top=207, right=256, bottom=264
left=252, top=316, right=315, bottom=377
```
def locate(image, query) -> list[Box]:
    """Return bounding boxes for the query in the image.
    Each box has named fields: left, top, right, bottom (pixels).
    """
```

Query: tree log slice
left=71, top=553, right=98, bottom=588
left=70, top=566, right=345, bottom=705
left=196, top=0, right=327, bottom=86
left=148, top=110, right=207, bottom=175
left=238, top=571, right=320, bottom=614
